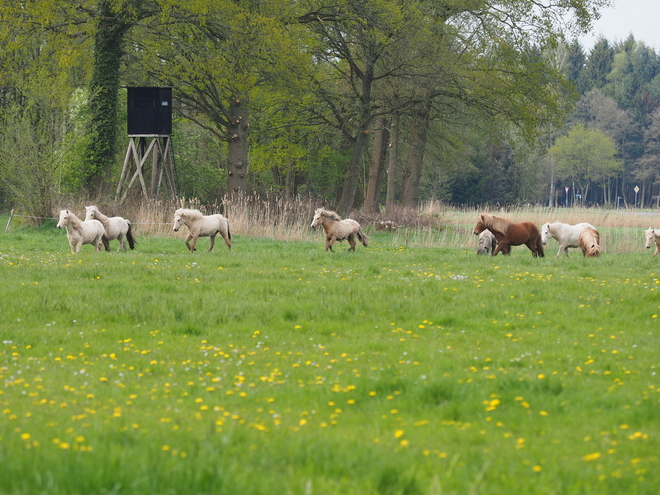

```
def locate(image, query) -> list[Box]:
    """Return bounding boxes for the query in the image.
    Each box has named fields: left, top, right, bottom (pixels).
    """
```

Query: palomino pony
left=645, top=227, right=660, bottom=256
left=473, top=213, right=544, bottom=257
left=173, top=208, right=231, bottom=253
left=578, top=227, right=601, bottom=257
left=310, top=208, right=368, bottom=252
left=57, top=209, right=106, bottom=253
left=541, top=221, right=595, bottom=258
left=85, top=205, right=136, bottom=251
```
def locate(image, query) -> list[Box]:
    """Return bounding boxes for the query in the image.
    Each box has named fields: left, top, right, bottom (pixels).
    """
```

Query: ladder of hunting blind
left=115, top=135, right=177, bottom=204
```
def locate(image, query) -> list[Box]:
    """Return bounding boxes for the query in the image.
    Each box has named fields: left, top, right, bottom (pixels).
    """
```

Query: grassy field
left=1, top=212, right=660, bottom=494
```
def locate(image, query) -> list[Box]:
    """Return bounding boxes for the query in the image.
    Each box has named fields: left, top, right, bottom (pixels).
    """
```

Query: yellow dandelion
left=394, top=430, right=404, bottom=438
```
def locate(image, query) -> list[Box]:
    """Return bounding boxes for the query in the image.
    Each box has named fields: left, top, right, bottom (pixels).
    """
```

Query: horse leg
left=525, top=240, right=537, bottom=257
left=222, top=232, right=232, bottom=251
left=186, top=234, right=197, bottom=253
left=655, top=244, right=659, bottom=257
left=348, top=234, right=356, bottom=251
left=491, top=243, right=504, bottom=256
left=326, top=236, right=335, bottom=252
left=118, top=233, right=126, bottom=252
left=208, top=233, right=216, bottom=252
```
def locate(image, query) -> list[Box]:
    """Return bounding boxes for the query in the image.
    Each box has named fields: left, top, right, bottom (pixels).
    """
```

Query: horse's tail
left=226, top=218, right=231, bottom=240
left=126, top=222, right=137, bottom=250
left=357, top=228, right=368, bottom=247
left=536, top=235, right=544, bottom=257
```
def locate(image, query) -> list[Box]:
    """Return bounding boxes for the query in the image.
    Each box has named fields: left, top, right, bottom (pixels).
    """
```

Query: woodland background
left=2, top=0, right=658, bottom=222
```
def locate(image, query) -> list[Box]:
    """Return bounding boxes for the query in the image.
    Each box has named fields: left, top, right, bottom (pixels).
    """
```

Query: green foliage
left=549, top=123, right=622, bottom=200
left=173, top=121, right=227, bottom=203
left=1, top=227, right=660, bottom=493
left=0, top=89, right=90, bottom=222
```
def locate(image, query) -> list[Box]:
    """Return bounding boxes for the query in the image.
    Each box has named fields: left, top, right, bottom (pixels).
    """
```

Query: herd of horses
left=473, top=213, right=604, bottom=258
left=55, top=206, right=660, bottom=258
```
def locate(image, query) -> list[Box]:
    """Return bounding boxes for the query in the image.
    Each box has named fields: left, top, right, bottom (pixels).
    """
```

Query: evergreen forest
left=2, top=0, right=658, bottom=219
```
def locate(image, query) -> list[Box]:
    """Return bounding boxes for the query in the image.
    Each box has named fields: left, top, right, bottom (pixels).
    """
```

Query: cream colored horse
left=85, top=205, right=136, bottom=251
left=541, top=221, right=595, bottom=258
left=57, top=210, right=106, bottom=253
left=310, top=208, right=368, bottom=252
left=173, top=208, right=231, bottom=253
left=645, top=228, right=660, bottom=256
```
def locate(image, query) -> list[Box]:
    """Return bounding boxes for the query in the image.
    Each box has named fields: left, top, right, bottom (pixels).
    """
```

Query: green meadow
left=1, top=219, right=659, bottom=494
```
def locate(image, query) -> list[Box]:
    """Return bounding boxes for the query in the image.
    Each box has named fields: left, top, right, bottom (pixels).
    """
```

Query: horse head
left=310, top=209, right=324, bottom=228
left=57, top=210, right=70, bottom=229
left=84, top=205, right=99, bottom=221
left=645, top=228, right=656, bottom=249
left=173, top=213, right=184, bottom=232
left=472, top=214, right=487, bottom=236
left=540, top=223, right=551, bottom=245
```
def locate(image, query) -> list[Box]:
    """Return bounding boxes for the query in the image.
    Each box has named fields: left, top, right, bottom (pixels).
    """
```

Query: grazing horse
left=476, top=229, right=498, bottom=255
left=310, top=208, right=368, bottom=252
left=173, top=208, right=231, bottom=253
left=473, top=213, right=544, bottom=257
left=541, top=221, right=595, bottom=258
left=84, top=205, right=136, bottom=251
left=57, top=209, right=106, bottom=253
left=578, top=227, right=601, bottom=257
left=645, top=227, right=660, bottom=256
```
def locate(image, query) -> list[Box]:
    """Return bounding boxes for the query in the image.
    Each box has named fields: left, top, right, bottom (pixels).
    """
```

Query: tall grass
left=7, top=196, right=656, bottom=252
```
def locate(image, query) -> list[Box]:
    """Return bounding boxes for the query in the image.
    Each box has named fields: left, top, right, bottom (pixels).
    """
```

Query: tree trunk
left=336, top=126, right=369, bottom=217
left=285, top=166, right=294, bottom=198
left=85, top=0, right=130, bottom=196
left=227, top=96, right=249, bottom=197
left=386, top=110, right=399, bottom=212
left=548, top=167, right=555, bottom=207
left=400, top=103, right=430, bottom=207
left=364, top=115, right=389, bottom=214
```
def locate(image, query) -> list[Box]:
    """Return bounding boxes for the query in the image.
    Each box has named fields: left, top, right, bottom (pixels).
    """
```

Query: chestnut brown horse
left=473, top=213, right=544, bottom=257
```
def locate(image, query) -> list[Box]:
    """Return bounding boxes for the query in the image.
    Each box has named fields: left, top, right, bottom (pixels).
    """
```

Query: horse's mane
left=317, top=208, right=342, bottom=221
left=175, top=208, right=203, bottom=219
left=579, top=227, right=600, bottom=256
left=481, top=213, right=511, bottom=233
left=62, top=210, right=82, bottom=231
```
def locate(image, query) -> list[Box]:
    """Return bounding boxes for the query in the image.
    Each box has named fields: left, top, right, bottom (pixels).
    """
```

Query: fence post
left=5, top=209, right=15, bottom=233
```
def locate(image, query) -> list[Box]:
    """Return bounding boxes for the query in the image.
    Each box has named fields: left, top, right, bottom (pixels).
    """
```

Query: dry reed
left=44, top=197, right=659, bottom=253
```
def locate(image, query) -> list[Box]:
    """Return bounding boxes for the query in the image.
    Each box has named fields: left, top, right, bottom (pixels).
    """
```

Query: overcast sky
left=578, top=0, right=660, bottom=51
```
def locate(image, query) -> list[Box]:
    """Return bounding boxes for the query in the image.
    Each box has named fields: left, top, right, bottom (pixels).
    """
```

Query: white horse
left=84, top=205, right=136, bottom=251
left=541, top=221, right=595, bottom=258
left=173, top=208, right=231, bottom=253
left=57, top=210, right=106, bottom=253
left=645, top=228, right=660, bottom=256
left=310, top=208, right=368, bottom=252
